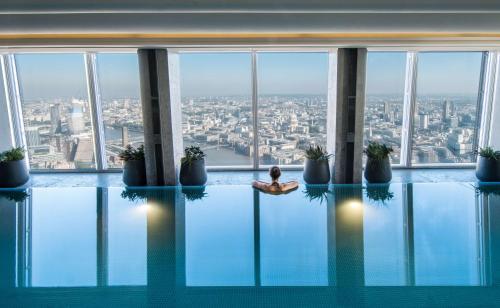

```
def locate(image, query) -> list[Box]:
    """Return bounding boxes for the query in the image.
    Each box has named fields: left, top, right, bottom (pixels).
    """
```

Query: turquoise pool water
left=0, top=183, right=499, bottom=307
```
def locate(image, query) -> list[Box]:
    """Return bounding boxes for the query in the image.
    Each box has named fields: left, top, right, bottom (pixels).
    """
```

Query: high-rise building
left=25, top=127, right=41, bottom=146
left=122, top=126, right=129, bottom=147
left=442, top=100, right=452, bottom=120
left=70, top=99, right=85, bottom=134
left=418, top=112, right=429, bottom=129
left=50, top=104, right=61, bottom=134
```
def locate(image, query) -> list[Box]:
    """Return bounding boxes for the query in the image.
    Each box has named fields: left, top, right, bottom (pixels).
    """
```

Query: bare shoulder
left=281, top=181, right=299, bottom=192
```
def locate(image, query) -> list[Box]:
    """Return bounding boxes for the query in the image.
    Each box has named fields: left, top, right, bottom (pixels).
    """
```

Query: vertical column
left=326, top=50, right=338, bottom=177
left=333, top=48, right=367, bottom=184
left=400, top=52, right=418, bottom=167
left=252, top=51, right=259, bottom=169
left=138, top=49, right=183, bottom=186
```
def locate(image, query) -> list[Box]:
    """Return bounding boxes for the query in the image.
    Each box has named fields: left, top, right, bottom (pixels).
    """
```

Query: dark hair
left=269, top=166, right=281, bottom=180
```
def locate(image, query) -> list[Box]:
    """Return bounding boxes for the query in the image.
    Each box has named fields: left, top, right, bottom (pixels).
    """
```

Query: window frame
left=0, top=47, right=495, bottom=172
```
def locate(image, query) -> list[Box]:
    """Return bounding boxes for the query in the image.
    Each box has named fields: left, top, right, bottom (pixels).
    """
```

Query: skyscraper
left=442, top=100, right=452, bottom=121
left=50, top=104, right=61, bottom=134
left=25, top=127, right=41, bottom=146
left=70, top=99, right=85, bottom=134
left=122, top=126, right=129, bottom=147
left=418, top=112, right=429, bottom=129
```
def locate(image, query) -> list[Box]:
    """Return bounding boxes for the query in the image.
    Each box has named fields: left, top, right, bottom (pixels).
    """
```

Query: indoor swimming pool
left=0, top=182, right=499, bottom=307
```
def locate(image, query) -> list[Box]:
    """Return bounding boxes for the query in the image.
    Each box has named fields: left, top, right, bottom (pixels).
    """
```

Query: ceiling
left=2, top=0, right=500, bottom=13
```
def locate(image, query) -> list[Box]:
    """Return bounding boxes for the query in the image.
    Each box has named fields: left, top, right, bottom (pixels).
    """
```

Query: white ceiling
left=2, top=0, right=500, bottom=13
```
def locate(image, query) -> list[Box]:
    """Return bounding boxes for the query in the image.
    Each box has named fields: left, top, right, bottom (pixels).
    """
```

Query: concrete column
left=138, top=49, right=183, bottom=186
left=333, top=48, right=367, bottom=184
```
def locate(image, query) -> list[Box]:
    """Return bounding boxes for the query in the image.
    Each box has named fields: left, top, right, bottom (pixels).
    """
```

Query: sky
left=13, top=51, right=483, bottom=100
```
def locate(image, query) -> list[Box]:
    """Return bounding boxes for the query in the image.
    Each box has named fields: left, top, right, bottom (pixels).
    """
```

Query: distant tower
left=442, top=100, right=453, bottom=121
left=122, top=126, right=129, bottom=147
left=25, top=127, right=41, bottom=146
left=289, top=113, right=298, bottom=132
left=418, top=112, right=429, bottom=129
left=50, top=104, right=61, bottom=134
left=70, top=99, right=85, bottom=134
left=383, top=101, right=390, bottom=115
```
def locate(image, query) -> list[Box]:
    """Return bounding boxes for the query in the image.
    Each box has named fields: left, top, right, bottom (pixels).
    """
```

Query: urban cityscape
left=20, top=93, right=478, bottom=169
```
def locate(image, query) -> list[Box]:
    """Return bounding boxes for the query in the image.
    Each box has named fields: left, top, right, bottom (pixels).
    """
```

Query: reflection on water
left=1, top=183, right=500, bottom=306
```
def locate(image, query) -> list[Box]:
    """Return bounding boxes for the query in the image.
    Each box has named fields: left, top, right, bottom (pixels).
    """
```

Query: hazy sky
left=14, top=51, right=483, bottom=100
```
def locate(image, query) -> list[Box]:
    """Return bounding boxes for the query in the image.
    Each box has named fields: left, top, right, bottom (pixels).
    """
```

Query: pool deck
left=27, top=168, right=477, bottom=187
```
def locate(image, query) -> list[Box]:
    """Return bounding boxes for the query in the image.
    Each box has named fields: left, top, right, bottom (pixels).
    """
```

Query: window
left=364, top=52, right=406, bottom=164
left=16, top=53, right=95, bottom=169
left=96, top=53, right=143, bottom=168
left=257, top=52, right=328, bottom=166
left=412, top=52, right=483, bottom=164
left=179, top=53, right=253, bottom=167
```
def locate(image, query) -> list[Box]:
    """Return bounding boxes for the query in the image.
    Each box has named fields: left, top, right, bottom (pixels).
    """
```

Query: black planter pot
left=180, top=159, right=207, bottom=186
left=0, top=159, right=30, bottom=188
left=303, top=158, right=330, bottom=184
left=476, top=156, right=500, bottom=182
left=364, top=157, right=392, bottom=183
left=123, top=159, right=147, bottom=186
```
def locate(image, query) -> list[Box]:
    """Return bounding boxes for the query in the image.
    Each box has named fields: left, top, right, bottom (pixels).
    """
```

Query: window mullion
left=84, top=52, right=107, bottom=170
left=3, top=54, right=28, bottom=167
left=476, top=51, right=497, bottom=150
left=401, top=51, right=418, bottom=168
left=252, top=51, right=259, bottom=170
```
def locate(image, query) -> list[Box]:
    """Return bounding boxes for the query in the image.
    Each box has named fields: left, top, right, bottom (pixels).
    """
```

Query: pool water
left=1, top=183, right=500, bottom=307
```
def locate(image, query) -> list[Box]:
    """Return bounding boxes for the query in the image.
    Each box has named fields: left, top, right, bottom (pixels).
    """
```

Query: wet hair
left=269, top=166, right=281, bottom=181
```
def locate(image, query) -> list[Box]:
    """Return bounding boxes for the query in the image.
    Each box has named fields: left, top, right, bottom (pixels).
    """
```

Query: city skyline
left=14, top=52, right=483, bottom=100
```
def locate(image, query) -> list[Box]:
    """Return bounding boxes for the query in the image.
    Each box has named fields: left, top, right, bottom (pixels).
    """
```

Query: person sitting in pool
left=252, top=166, right=299, bottom=194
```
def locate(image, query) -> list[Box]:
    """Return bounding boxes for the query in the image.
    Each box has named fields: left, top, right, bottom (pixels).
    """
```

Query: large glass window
left=96, top=53, right=143, bottom=168
left=412, top=52, right=483, bottom=164
left=257, top=52, right=328, bottom=166
left=179, top=53, right=253, bottom=167
left=364, top=52, right=406, bottom=164
left=16, top=53, right=95, bottom=169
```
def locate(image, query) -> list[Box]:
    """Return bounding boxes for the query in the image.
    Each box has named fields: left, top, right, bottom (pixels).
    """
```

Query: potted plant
left=364, top=141, right=393, bottom=183
left=180, top=146, right=207, bottom=186
left=119, top=144, right=146, bottom=186
left=476, top=147, right=500, bottom=182
left=0, top=147, right=29, bottom=188
left=303, top=145, right=332, bottom=184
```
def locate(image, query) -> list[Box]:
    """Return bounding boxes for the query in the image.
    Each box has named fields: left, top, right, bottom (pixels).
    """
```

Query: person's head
left=269, top=166, right=281, bottom=181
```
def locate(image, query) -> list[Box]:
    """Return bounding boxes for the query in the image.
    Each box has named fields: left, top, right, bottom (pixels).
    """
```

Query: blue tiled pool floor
left=1, top=181, right=499, bottom=307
